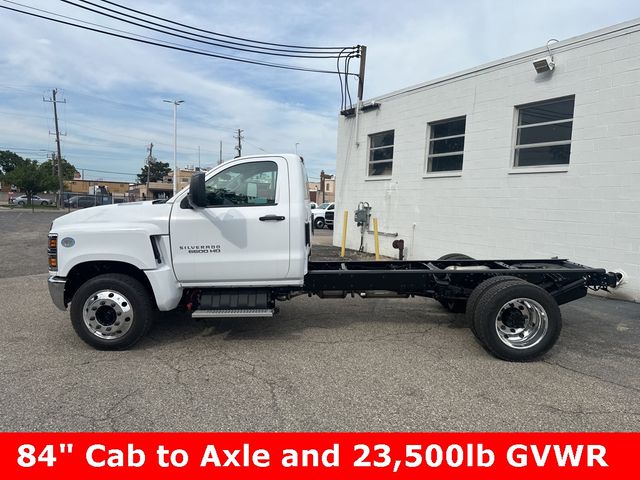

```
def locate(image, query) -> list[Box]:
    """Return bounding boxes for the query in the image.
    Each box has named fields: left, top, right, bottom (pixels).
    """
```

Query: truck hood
left=52, top=201, right=172, bottom=235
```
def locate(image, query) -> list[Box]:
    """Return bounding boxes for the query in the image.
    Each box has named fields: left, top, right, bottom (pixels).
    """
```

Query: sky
left=0, top=0, right=639, bottom=183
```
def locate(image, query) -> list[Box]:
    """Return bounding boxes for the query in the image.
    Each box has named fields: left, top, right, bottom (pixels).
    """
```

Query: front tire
left=314, top=217, right=325, bottom=229
left=70, top=273, right=154, bottom=350
left=473, top=282, right=561, bottom=361
left=41, top=201, right=49, bottom=206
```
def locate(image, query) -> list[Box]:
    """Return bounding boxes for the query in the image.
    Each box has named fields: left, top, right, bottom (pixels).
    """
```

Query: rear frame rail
left=305, top=259, right=617, bottom=305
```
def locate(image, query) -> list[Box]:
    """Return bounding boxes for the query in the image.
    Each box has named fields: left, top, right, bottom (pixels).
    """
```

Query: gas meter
left=354, top=202, right=371, bottom=252
left=354, top=202, right=371, bottom=228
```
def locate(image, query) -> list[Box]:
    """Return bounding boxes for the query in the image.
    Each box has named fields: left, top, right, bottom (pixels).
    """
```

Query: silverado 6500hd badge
left=179, top=244, right=221, bottom=254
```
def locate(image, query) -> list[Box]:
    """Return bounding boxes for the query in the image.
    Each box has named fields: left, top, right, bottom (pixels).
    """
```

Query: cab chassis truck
left=47, top=154, right=619, bottom=361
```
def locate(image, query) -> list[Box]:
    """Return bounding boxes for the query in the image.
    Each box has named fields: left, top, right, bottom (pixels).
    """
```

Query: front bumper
left=48, top=275, right=67, bottom=311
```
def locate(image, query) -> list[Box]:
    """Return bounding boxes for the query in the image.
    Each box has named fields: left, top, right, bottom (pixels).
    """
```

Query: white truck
left=311, top=202, right=335, bottom=229
left=47, top=154, right=618, bottom=361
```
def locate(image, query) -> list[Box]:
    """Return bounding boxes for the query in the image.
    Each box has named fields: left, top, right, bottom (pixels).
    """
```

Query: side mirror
left=188, top=172, right=207, bottom=208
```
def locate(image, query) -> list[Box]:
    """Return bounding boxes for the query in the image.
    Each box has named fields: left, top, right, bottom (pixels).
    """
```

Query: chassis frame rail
left=304, top=258, right=617, bottom=305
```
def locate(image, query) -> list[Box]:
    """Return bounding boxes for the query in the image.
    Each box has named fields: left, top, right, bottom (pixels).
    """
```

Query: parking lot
left=0, top=209, right=638, bottom=431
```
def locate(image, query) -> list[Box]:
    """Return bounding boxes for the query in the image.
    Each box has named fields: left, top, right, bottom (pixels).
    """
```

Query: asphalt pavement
left=0, top=210, right=638, bottom=431
left=0, top=209, right=64, bottom=277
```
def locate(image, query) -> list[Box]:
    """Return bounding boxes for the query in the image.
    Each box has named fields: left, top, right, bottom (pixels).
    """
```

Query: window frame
left=512, top=96, right=575, bottom=171
left=424, top=116, right=466, bottom=176
left=367, top=130, right=395, bottom=179
left=199, top=160, right=280, bottom=208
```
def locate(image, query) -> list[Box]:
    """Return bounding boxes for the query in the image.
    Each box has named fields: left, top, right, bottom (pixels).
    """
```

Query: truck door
left=169, top=157, right=290, bottom=285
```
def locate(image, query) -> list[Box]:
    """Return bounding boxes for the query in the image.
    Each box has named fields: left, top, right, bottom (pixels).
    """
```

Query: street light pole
left=164, top=99, right=184, bottom=196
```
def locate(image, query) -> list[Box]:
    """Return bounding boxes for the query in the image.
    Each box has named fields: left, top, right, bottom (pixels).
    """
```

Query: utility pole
left=49, top=153, right=55, bottom=175
left=163, top=99, right=184, bottom=196
left=219, top=141, right=223, bottom=164
left=146, top=142, right=154, bottom=193
left=44, top=89, right=66, bottom=207
left=320, top=170, right=326, bottom=203
left=357, top=45, right=367, bottom=102
left=234, top=129, right=244, bottom=158
left=197, top=145, right=201, bottom=170
left=355, top=45, right=367, bottom=149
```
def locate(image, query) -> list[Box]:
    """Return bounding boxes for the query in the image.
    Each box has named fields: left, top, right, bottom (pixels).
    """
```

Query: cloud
left=0, top=0, right=638, bottom=182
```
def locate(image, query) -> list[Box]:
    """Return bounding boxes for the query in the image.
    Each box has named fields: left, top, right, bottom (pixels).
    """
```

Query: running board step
left=192, top=308, right=274, bottom=319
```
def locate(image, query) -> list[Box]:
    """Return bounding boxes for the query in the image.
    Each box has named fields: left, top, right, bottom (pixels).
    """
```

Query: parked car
left=64, top=196, right=101, bottom=209
left=14, top=195, right=49, bottom=206
left=311, top=202, right=335, bottom=229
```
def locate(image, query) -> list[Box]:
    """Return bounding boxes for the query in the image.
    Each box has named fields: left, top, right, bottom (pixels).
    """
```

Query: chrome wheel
left=82, top=290, right=134, bottom=340
left=495, top=297, right=548, bottom=349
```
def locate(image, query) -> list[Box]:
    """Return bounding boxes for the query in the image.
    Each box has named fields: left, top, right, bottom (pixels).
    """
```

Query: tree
left=3, top=160, right=57, bottom=203
left=0, top=150, right=27, bottom=176
left=137, top=160, right=171, bottom=184
left=40, top=156, right=78, bottom=181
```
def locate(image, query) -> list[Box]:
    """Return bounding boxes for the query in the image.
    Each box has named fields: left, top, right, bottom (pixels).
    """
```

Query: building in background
left=65, top=179, right=131, bottom=195
left=131, top=167, right=207, bottom=200
left=308, top=173, right=335, bottom=203
left=335, top=19, right=640, bottom=301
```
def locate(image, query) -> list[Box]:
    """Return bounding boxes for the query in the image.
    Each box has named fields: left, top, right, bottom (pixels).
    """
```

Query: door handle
left=259, top=215, right=285, bottom=221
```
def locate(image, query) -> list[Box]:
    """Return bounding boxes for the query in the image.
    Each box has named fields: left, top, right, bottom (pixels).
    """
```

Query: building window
left=514, top=96, right=575, bottom=167
left=368, top=130, right=394, bottom=176
left=426, top=117, right=466, bottom=173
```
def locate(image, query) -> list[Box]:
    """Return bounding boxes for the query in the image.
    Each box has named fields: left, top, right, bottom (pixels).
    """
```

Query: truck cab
left=169, top=155, right=311, bottom=287
left=48, top=154, right=312, bottom=348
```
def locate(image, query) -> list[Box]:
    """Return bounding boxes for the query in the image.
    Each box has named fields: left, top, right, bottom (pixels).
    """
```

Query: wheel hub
left=501, top=307, right=526, bottom=329
left=495, top=298, right=549, bottom=349
left=82, top=290, right=134, bottom=340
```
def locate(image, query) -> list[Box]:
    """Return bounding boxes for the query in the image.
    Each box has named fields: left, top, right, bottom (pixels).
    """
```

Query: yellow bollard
left=373, top=218, right=380, bottom=260
left=340, top=210, right=348, bottom=257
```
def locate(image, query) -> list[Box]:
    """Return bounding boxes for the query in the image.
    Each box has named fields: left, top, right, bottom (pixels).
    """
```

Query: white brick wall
left=334, top=20, right=640, bottom=302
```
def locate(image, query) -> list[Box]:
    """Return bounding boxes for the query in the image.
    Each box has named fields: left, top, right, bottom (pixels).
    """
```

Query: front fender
left=55, top=227, right=158, bottom=276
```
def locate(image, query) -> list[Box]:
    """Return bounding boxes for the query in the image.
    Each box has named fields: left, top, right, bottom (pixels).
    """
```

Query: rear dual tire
left=471, top=280, right=562, bottom=362
left=466, top=276, right=525, bottom=339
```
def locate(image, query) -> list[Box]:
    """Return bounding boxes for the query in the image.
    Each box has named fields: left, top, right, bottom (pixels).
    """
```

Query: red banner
left=0, top=432, right=635, bottom=479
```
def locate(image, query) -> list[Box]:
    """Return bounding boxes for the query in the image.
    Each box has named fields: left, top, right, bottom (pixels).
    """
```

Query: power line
left=0, top=147, right=50, bottom=152
left=94, top=0, right=354, bottom=51
left=73, top=167, right=138, bottom=176
left=242, top=138, right=267, bottom=153
left=1, top=3, right=360, bottom=76
left=62, top=0, right=357, bottom=58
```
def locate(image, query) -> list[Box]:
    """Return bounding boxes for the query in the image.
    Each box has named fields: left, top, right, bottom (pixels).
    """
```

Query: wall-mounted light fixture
left=533, top=39, right=559, bottom=73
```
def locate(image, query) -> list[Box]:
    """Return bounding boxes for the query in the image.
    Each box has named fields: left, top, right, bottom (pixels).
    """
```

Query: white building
left=334, top=19, right=640, bottom=302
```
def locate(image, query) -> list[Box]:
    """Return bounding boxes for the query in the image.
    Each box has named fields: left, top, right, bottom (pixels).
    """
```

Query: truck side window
left=204, top=161, right=278, bottom=207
